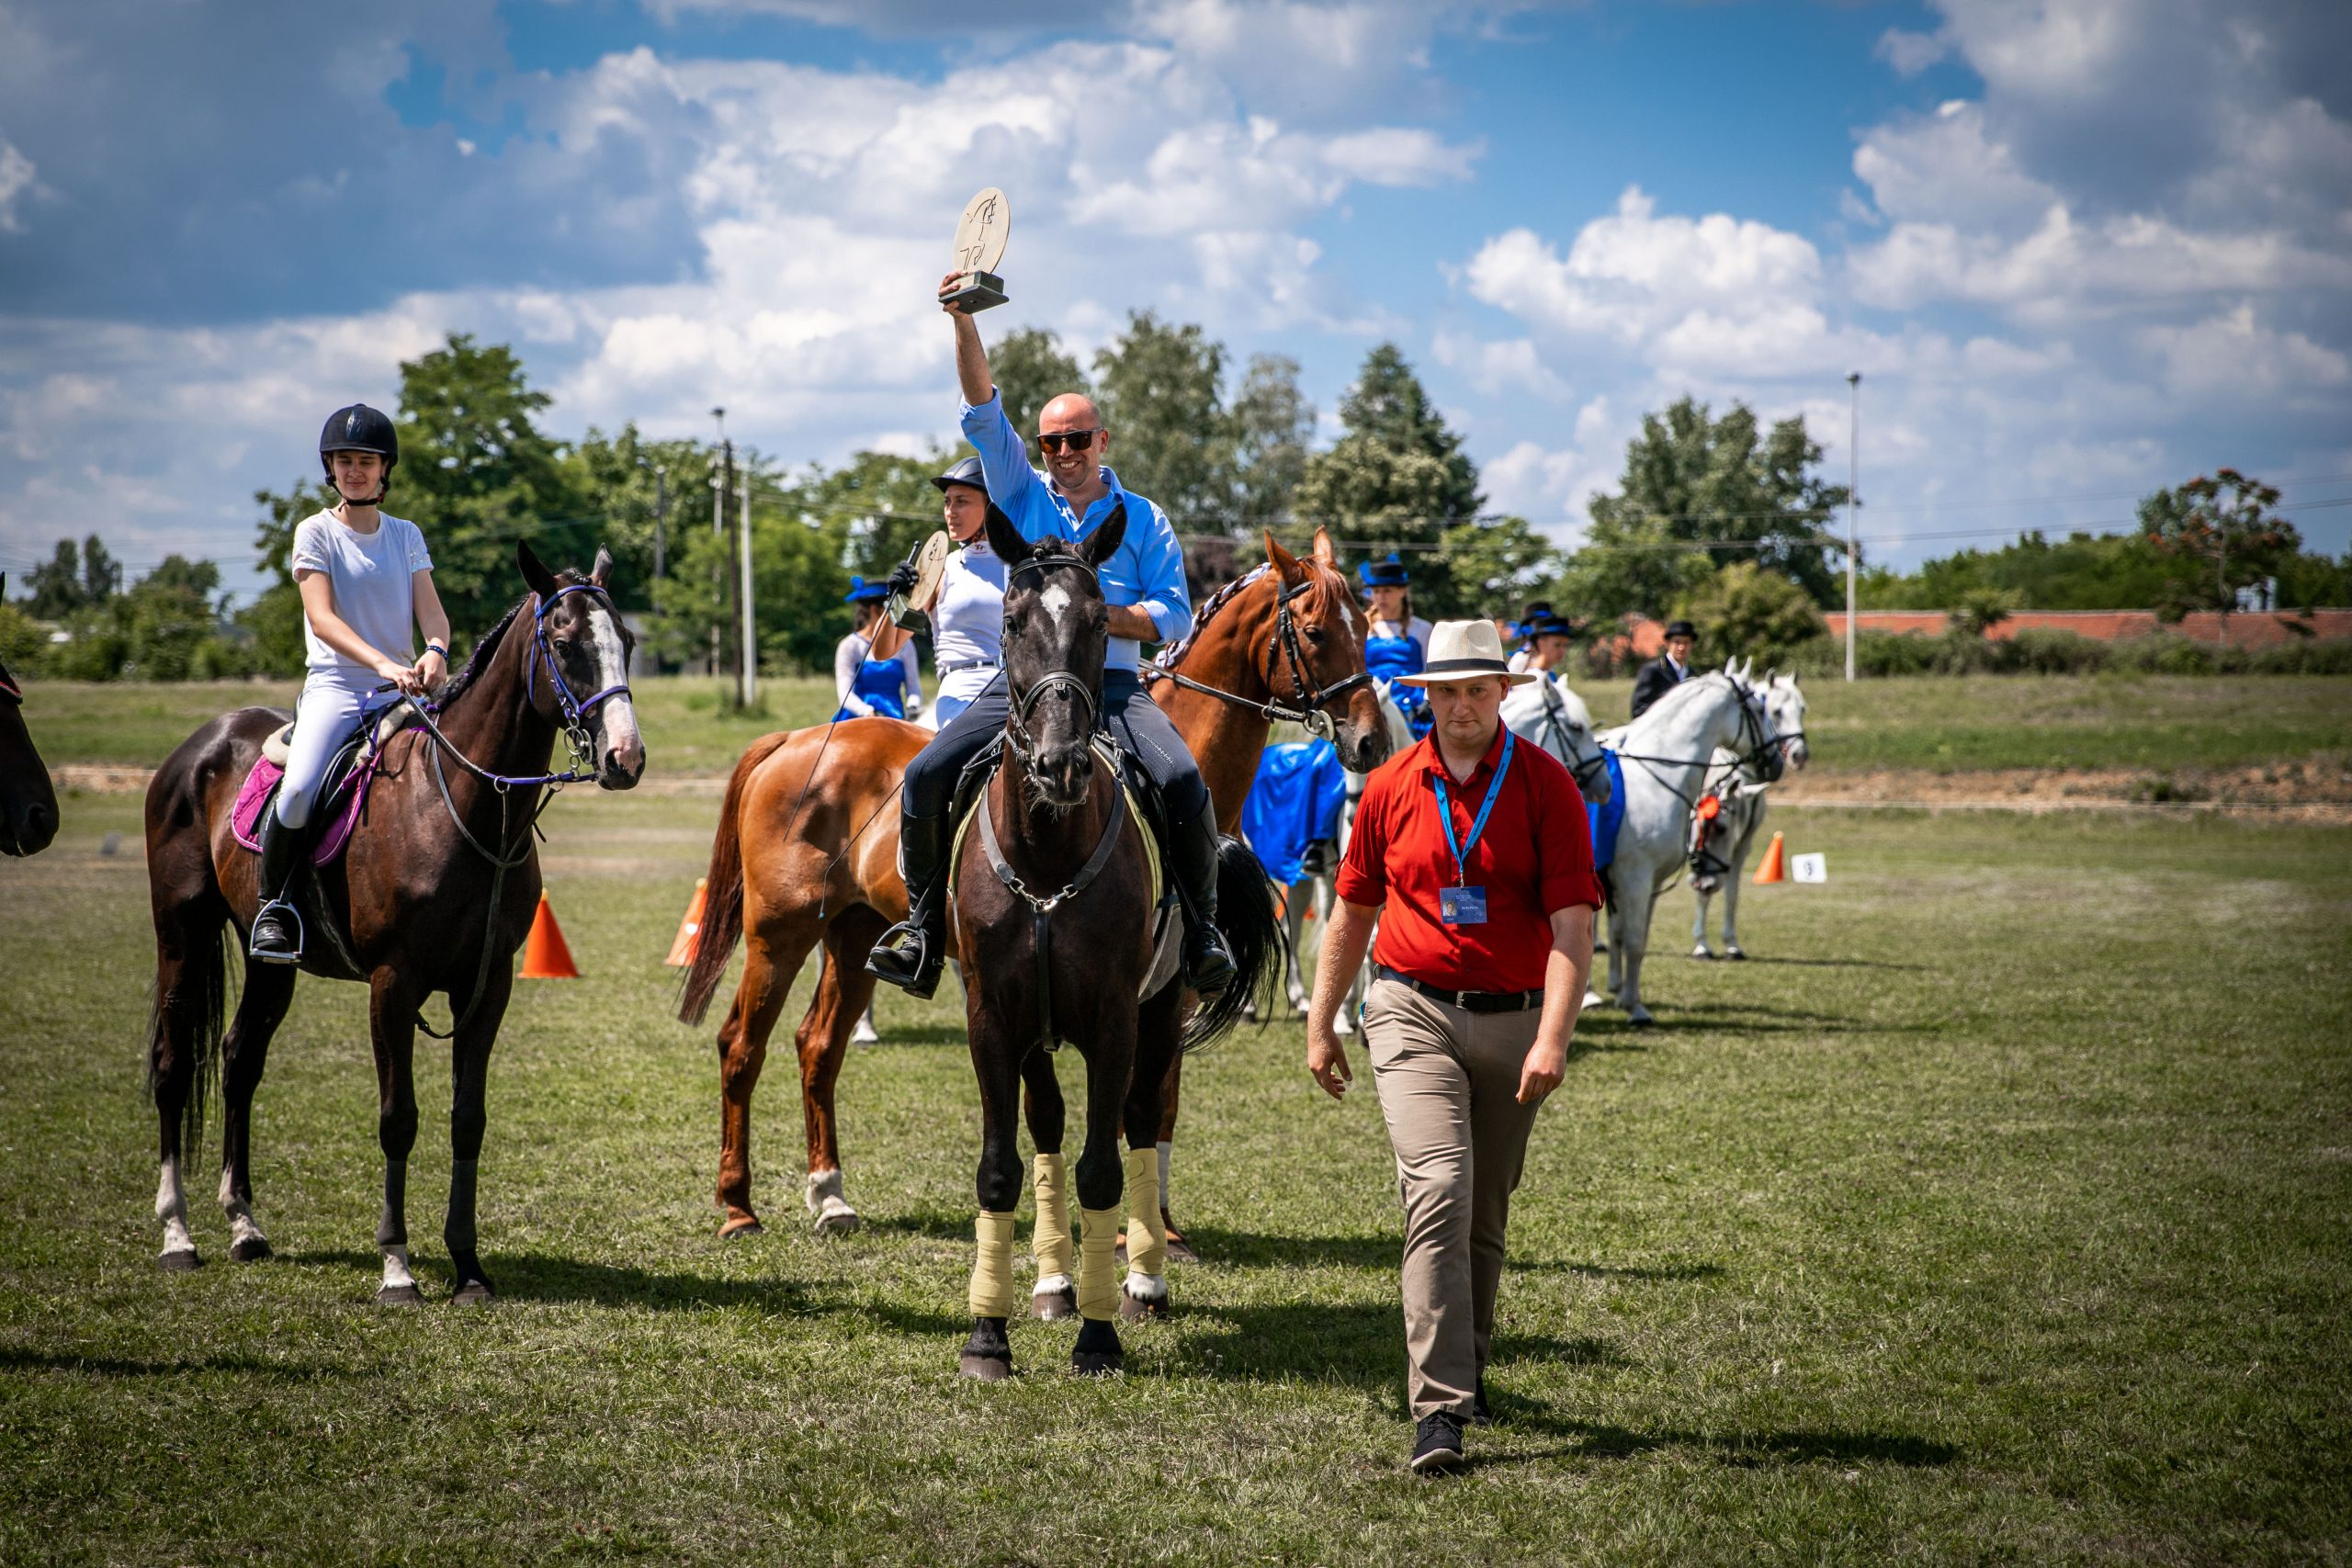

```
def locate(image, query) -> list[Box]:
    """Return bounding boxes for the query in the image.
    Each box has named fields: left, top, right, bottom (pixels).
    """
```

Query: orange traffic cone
left=1751, top=831, right=1787, bottom=885
left=665, top=878, right=707, bottom=967
left=521, top=893, right=581, bottom=979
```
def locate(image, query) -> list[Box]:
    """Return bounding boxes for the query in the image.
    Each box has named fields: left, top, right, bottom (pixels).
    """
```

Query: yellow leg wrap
left=1077, top=1206, right=1121, bottom=1322
left=968, top=1210, right=1018, bottom=1320
left=1123, top=1145, right=1167, bottom=1280
left=1033, top=1153, right=1074, bottom=1285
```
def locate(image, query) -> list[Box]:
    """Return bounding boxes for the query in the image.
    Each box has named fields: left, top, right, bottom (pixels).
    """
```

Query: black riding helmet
left=320, top=403, right=398, bottom=502
left=929, top=455, right=986, bottom=493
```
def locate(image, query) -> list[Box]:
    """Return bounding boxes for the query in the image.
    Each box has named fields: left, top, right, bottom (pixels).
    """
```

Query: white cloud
left=1874, top=27, right=1949, bottom=76
left=1320, top=128, right=1481, bottom=186
left=2142, top=303, right=2351, bottom=400
left=0, top=139, right=37, bottom=232
left=1431, top=331, right=1567, bottom=400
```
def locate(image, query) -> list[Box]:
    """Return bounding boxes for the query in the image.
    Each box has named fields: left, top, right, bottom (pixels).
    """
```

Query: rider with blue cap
left=1361, top=553, right=1435, bottom=739
left=833, top=576, right=922, bottom=723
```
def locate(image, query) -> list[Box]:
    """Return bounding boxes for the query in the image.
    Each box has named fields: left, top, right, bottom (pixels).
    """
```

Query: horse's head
left=515, top=541, right=646, bottom=790
left=1725, top=662, right=1784, bottom=784
left=989, top=502, right=1121, bottom=810
left=1262, top=528, right=1391, bottom=774
left=1760, top=668, right=1808, bottom=772
left=0, top=571, right=59, bottom=856
left=1505, top=671, right=1611, bottom=806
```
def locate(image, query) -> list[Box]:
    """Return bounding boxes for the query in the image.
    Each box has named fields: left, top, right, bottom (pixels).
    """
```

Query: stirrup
left=249, top=899, right=303, bottom=965
left=1184, top=926, right=1236, bottom=996
left=865, top=921, right=942, bottom=1000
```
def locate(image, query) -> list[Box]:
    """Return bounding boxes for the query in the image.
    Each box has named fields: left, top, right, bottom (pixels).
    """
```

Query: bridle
left=1533, top=678, right=1611, bottom=798
left=1611, top=674, right=1785, bottom=811
left=1001, top=553, right=1104, bottom=773
left=1146, top=566, right=1371, bottom=743
left=526, top=582, right=633, bottom=780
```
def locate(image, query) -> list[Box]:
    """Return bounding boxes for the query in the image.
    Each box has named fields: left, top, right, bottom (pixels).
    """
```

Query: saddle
left=231, top=700, right=419, bottom=866
left=946, top=731, right=1182, bottom=1037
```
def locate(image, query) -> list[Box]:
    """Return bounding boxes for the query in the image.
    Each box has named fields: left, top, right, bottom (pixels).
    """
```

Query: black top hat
left=1663, top=619, right=1698, bottom=641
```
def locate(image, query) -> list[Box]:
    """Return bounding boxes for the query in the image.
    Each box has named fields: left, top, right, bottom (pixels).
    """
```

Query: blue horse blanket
left=1587, top=749, right=1627, bottom=872
left=1242, top=739, right=1348, bottom=886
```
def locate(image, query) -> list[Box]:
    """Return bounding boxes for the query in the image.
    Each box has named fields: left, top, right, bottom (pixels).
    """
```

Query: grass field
left=23, top=671, right=2352, bottom=779
left=2, top=784, right=2347, bottom=1562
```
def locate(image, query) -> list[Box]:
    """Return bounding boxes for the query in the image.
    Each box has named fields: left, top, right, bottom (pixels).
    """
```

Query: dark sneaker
left=1470, top=1377, right=1494, bottom=1427
left=1410, top=1413, right=1465, bottom=1473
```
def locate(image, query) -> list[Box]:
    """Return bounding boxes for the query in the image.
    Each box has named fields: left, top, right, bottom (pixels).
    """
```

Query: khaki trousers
left=1363, top=976, right=1546, bottom=1421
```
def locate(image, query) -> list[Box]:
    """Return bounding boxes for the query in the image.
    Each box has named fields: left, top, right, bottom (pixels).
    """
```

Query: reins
left=1609, top=675, right=1786, bottom=813
left=1144, top=566, right=1369, bottom=743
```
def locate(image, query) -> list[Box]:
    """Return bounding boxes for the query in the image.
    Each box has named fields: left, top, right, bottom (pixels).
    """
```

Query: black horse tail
left=677, top=729, right=795, bottom=1027
left=1181, top=834, right=1286, bottom=1054
left=146, top=924, right=234, bottom=1163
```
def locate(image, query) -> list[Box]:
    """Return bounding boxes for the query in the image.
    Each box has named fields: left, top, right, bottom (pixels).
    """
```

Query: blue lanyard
left=1430, top=729, right=1514, bottom=886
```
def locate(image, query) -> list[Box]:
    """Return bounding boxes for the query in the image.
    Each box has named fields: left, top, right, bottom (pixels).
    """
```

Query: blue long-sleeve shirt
left=958, top=390, right=1192, bottom=671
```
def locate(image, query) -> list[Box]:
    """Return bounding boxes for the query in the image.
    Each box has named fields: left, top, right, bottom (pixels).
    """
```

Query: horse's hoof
left=718, top=1219, right=764, bottom=1241
left=377, top=1283, right=424, bottom=1306
left=1724, top=946, right=1747, bottom=962
left=158, top=1248, right=202, bottom=1273
left=1032, top=1286, right=1078, bottom=1320
left=1161, top=1233, right=1199, bottom=1266
left=1119, top=1290, right=1168, bottom=1321
left=1071, top=1348, right=1124, bottom=1376
left=958, top=1352, right=1012, bottom=1382
left=811, top=1209, right=860, bottom=1237
left=230, top=1236, right=273, bottom=1263
left=451, top=1279, right=495, bottom=1307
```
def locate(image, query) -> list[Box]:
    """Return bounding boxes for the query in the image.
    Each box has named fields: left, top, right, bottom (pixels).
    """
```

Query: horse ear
left=1264, top=529, right=1306, bottom=583
left=591, top=546, right=616, bottom=590
left=1312, top=526, right=1337, bottom=569
left=1081, top=503, right=1128, bottom=570
left=983, top=502, right=1028, bottom=569
left=516, top=540, right=560, bottom=602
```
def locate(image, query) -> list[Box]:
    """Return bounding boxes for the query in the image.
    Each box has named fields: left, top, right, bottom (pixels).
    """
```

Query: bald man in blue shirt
left=865, top=275, right=1235, bottom=1001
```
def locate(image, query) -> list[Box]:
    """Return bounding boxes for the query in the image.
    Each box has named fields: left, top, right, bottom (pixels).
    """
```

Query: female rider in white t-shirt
left=884, top=455, right=1006, bottom=729
left=249, top=404, right=452, bottom=964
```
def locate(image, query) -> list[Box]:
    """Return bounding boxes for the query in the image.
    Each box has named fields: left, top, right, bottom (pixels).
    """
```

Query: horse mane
left=1152, top=553, right=1353, bottom=676
left=433, top=593, right=530, bottom=709
left=1638, top=668, right=1737, bottom=726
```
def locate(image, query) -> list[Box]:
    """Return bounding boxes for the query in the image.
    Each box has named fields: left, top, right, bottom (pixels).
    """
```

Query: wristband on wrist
left=425, top=641, right=448, bottom=658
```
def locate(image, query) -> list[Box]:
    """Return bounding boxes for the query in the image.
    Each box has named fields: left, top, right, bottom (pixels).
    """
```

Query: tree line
left=5, top=330, right=2346, bottom=683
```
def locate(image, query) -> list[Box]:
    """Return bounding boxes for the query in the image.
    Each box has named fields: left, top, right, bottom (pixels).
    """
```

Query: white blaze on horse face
left=1039, top=583, right=1072, bottom=631
left=587, top=604, right=643, bottom=772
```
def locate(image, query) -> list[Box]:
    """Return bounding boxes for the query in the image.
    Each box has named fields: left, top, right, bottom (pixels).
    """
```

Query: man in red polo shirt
left=1306, top=617, right=1602, bottom=1473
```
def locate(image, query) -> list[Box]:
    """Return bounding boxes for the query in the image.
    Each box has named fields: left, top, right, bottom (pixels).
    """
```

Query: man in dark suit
left=1629, top=618, right=1698, bottom=719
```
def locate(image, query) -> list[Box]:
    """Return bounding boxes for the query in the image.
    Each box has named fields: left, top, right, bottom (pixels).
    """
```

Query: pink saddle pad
left=231, top=750, right=380, bottom=865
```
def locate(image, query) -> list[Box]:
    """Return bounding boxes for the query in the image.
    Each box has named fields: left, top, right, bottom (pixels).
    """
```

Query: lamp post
left=1845, top=372, right=1860, bottom=683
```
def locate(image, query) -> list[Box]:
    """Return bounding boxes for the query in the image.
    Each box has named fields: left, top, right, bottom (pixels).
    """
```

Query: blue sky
left=3, top=0, right=2347, bottom=601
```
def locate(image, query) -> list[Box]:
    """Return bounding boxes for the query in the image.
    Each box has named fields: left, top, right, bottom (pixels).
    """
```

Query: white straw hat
left=1395, top=620, right=1539, bottom=687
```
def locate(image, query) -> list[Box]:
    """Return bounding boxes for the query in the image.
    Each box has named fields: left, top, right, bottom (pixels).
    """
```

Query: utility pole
left=651, top=464, right=668, bottom=582
left=737, top=464, right=756, bottom=710
left=710, top=408, right=728, bottom=683
left=1845, top=372, right=1861, bottom=683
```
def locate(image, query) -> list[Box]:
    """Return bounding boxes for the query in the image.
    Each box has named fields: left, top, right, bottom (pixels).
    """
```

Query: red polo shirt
left=1336, top=722, right=1602, bottom=993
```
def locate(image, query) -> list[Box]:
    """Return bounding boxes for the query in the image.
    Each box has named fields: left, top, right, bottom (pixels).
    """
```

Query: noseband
left=1002, top=554, right=1103, bottom=773
left=1147, top=567, right=1371, bottom=742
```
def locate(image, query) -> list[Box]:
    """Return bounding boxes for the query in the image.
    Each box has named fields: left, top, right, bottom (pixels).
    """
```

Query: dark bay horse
left=0, top=573, right=61, bottom=857
left=141, top=542, right=644, bottom=1303
left=953, top=505, right=1277, bottom=1379
left=677, top=529, right=1384, bottom=1252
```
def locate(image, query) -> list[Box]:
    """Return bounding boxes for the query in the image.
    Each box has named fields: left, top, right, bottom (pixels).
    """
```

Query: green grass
left=22, top=672, right=2351, bottom=780
left=2, top=792, right=2347, bottom=1562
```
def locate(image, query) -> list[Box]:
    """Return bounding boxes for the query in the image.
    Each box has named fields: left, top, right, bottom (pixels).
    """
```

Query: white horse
left=1690, top=670, right=1811, bottom=959
left=1591, top=663, right=1786, bottom=1025
left=1273, top=681, right=1413, bottom=1033
left=1500, top=669, right=1614, bottom=811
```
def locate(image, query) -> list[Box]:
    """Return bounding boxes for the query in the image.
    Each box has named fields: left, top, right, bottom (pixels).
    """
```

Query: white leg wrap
left=156, top=1158, right=196, bottom=1260
left=381, top=1246, right=417, bottom=1292
left=805, top=1168, right=858, bottom=1232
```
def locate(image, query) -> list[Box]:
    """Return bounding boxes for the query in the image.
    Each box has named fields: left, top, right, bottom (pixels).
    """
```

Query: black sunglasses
left=1036, top=429, right=1100, bottom=453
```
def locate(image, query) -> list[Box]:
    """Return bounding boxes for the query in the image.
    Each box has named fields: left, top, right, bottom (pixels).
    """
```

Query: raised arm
left=941, top=272, right=995, bottom=406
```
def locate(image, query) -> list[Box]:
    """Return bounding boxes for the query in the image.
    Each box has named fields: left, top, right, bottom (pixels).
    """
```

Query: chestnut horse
left=141, top=542, right=644, bottom=1303
left=678, top=527, right=1386, bottom=1247
left=0, top=573, right=61, bottom=857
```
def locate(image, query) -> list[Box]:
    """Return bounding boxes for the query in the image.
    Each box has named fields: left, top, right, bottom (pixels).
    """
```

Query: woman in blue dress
left=1359, top=552, right=1434, bottom=739
left=832, top=578, right=922, bottom=723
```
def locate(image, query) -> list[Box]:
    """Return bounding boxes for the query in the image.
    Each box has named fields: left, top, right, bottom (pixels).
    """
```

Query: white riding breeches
left=276, top=674, right=374, bottom=830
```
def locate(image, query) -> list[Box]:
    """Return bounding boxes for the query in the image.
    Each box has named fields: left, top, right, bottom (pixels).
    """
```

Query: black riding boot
left=1170, top=806, right=1237, bottom=996
left=866, top=807, right=953, bottom=999
left=248, top=808, right=305, bottom=965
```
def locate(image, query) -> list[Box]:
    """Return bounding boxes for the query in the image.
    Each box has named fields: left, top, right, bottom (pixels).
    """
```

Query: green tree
left=651, top=479, right=854, bottom=680
left=1573, top=396, right=1848, bottom=615
left=563, top=426, right=714, bottom=613
left=1094, top=311, right=1230, bottom=529
left=1675, top=559, right=1828, bottom=664
left=2139, top=469, right=2299, bottom=638
left=787, top=448, right=951, bottom=584
left=990, top=327, right=1091, bottom=446
left=80, top=535, right=122, bottom=603
left=24, top=538, right=88, bottom=618
left=114, top=556, right=235, bottom=682
left=1431, top=515, right=1563, bottom=623
left=1295, top=344, right=1486, bottom=607
left=1229, top=353, right=1314, bottom=531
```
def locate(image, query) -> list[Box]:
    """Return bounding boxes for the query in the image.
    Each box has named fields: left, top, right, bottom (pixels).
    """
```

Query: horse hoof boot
left=960, top=1317, right=1012, bottom=1382
left=377, top=1283, right=424, bottom=1306
left=452, top=1280, right=494, bottom=1307
left=1071, top=1319, right=1123, bottom=1376
left=230, top=1236, right=274, bottom=1263
left=158, top=1248, right=202, bottom=1273
left=1032, top=1286, right=1078, bottom=1320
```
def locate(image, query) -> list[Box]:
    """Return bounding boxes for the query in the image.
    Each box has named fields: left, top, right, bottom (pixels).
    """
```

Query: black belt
left=1375, top=965, right=1543, bottom=1015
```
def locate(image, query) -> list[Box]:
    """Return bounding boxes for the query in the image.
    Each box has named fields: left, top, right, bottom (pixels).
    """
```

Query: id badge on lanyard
left=1432, top=729, right=1513, bottom=927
